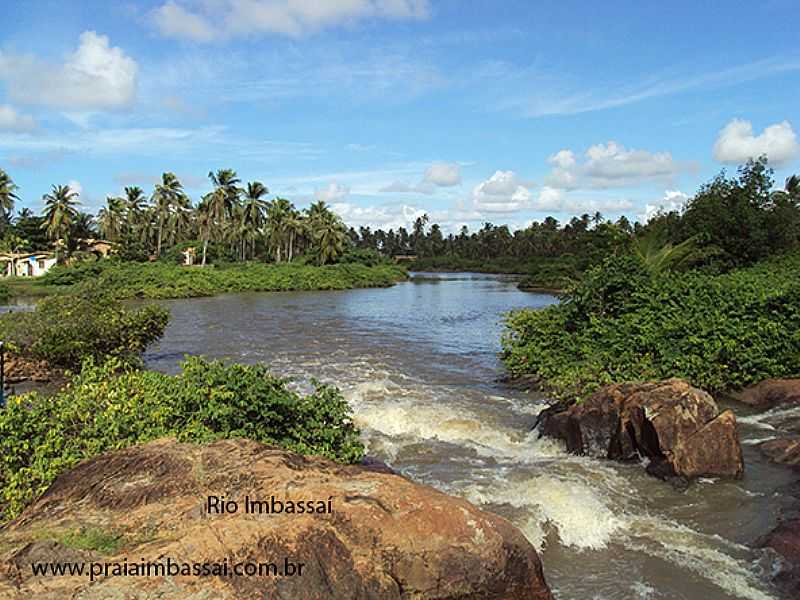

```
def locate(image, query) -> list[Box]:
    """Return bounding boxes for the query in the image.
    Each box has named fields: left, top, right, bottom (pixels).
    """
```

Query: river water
left=143, top=272, right=798, bottom=600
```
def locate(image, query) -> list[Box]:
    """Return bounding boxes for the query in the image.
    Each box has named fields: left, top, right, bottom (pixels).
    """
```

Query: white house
left=0, top=253, right=58, bottom=278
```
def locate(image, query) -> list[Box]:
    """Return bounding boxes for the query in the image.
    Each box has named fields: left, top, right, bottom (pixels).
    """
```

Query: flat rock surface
left=0, top=438, right=552, bottom=600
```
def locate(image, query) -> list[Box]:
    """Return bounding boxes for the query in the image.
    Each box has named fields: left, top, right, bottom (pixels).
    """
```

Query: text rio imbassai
left=206, top=495, right=334, bottom=515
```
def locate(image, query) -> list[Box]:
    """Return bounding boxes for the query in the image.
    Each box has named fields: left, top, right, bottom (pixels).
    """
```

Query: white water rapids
left=143, top=272, right=796, bottom=599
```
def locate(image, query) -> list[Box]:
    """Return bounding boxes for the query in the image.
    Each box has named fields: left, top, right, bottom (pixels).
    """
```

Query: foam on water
left=462, top=475, right=626, bottom=551
left=738, top=404, right=800, bottom=430
left=341, top=372, right=782, bottom=600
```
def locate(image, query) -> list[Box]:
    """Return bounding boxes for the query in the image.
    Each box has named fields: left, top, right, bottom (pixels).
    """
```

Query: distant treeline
left=2, top=159, right=798, bottom=285
left=346, top=158, right=800, bottom=286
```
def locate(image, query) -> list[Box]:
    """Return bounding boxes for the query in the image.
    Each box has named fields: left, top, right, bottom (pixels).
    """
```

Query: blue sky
left=1, top=0, right=799, bottom=232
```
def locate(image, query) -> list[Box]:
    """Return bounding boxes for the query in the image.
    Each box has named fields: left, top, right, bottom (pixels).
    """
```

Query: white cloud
left=332, top=202, right=424, bottom=231
left=533, top=186, right=633, bottom=214
left=534, top=186, right=564, bottom=211
left=152, top=1, right=217, bottom=42
left=67, top=180, right=83, bottom=197
left=713, top=118, right=799, bottom=166
left=545, top=141, right=688, bottom=190
left=314, top=182, right=350, bottom=202
left=639, top=190, right=689, bottom=223
left=380, top=161, right=461, bottom=194
left=423, top=161, right=461, bottom=186
left=548, top=149, right=575, bottom=169
left=0, top=105, right=36, bottom=132
left=379, top=181, right=422, bottom=193
left=0, top=31, right=138, bottom=111
left=152, top=0, right=430, bottom=41
left=471, top=170, right=532, bottom=213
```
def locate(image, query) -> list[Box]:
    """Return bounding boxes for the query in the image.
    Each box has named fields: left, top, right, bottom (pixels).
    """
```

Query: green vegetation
left=43, top=527, right=127, bottom=555
left=36, top=260, right=406, bottom=299
left=501, top=159, right=800, bottom=399
left=0, top=291, right=169, bottom=369
left=503, top=252, right=800, bottom=400
left=0, top=356, right=364, bottom=521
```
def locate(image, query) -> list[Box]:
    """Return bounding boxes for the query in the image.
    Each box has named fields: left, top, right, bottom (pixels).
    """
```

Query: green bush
left=0, top=289, right=169, bottom=369
left=38, top=260, right=407, bottom=299
left=0, top=282, right=9, bottom=303
left=0, top=356, right=364, bottom=521
left=502, top=252, right=800, bottom=400
left=338, top=248, right=392, bottom=267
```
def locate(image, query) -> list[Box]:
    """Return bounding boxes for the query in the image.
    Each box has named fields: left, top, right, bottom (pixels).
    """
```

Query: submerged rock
left=732, top=378, right=800, bottom=410
left=0, top=438, right=552, bottom=600
left=535, top=379, right=744, bottom=481
left=759, top=437, right=800, bottom=469
left=759, top=517, right=800, bottom=598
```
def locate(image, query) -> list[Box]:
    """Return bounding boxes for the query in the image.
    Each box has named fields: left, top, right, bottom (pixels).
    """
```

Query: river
left=143, top=272, right=798, bottom=600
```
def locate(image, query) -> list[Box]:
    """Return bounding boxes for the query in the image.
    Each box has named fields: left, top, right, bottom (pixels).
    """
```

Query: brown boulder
left=759, top=437, right=800, bottom=469
left=536, top=379, right=743, bottom=481
left=732, top=379, right=800, bottom=410
left=0, top=438, right=552, bottom=600
left=759, top=517, right=800, bottom=597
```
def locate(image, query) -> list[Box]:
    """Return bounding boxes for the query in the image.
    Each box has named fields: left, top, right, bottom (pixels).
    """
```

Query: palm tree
left=195, top=198, right=213, bottom=266
left=266, top=197, right=292, bottom=262
left=632, top=231, right=698, bottom=274
left=123, top=186, right=147, bottom=240
left=307, top=200, right=334, bottom=225
left=98, top=196, right=126, bottom=241
left=152, top=172, right=187, bottom=256
left=0, top=169, right=20, bottom=232
left=168, top=194, right=194, bottom=248
left=206, top=169, right=242, bottom=250
left=0, top=169, right=19, bottom=216
left=284, top=211, right=307, bottom=262
left=312, top=217, right=348, bottom=265
left=41, top=184, right=80, bottom=261
left=242, top=181, right=269, bottom=260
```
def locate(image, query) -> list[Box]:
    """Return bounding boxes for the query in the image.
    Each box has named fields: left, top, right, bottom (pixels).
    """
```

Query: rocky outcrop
left=534, top=379, right=743, bottom=481
left=0, top=438, right=552, bottom=600
left=759, top=437, right=800, bottom=469
left=732, top=379, right=800, bottom=410
left=759, top=517, right=800, bottom=598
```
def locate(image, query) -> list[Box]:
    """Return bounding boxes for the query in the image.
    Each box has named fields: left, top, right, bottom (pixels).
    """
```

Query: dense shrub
left=338, top=248, right=392, bottom=267
left=0, top=289, right=169, bottom=368
left=502, top=252, right=800, bottom=400
left=37, top=260, right=407, bottom=299
left=0, top=282, right=9, bottom=303
left=0, top=356, right=364, bottom=521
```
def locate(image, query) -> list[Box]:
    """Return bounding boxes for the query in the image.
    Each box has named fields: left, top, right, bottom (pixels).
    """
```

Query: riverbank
left=18, top=260, right=408, bottom=300
left=409, top=255, right=579, bottom=292
left=503, top=251, right=800, bottom=401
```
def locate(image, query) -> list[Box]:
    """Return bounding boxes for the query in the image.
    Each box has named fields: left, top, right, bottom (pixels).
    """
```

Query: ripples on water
left=143, top=272, right=795, bottom=600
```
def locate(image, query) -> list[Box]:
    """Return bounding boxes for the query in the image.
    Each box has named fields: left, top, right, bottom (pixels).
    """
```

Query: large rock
left=0, top=438, right=552, bottom=600
left=535, top=379, right=743, bottom=481
left=759, top=437, right=800, bottom=469
left=759, top=517, right=800, bottom=598
left=732, top=379, right=800, bottom=410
